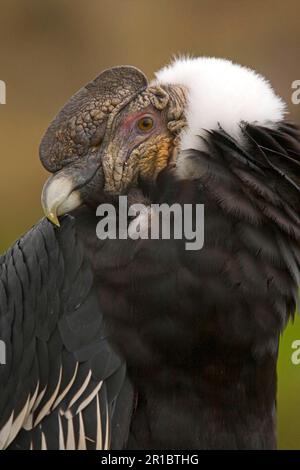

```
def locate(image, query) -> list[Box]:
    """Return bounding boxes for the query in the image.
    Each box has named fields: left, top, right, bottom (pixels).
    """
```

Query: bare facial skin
left=101, top=103, right=174, bottom=194
left=40, top=66, right=187, bottom=224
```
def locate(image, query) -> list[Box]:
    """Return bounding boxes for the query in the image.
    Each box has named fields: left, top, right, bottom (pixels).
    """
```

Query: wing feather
left=0, top=216, right=134, bottom=449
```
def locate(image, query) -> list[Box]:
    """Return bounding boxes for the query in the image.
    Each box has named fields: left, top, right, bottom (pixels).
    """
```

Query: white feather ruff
left=154, top=57, right=286, bottom=150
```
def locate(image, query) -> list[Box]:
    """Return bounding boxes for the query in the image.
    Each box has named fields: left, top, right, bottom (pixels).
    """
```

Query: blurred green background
left=0, top=0, right=299, bottom=448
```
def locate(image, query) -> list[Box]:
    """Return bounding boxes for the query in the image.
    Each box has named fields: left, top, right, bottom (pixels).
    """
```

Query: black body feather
left=0, top=122, right=299, bottom=449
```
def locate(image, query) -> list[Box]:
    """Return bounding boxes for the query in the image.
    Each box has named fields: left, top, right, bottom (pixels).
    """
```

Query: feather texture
left=0, top=217, right=133, bottom=450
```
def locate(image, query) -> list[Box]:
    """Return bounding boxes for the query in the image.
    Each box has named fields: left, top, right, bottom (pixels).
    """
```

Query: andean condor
left=0, top=57, right=299, bottom=450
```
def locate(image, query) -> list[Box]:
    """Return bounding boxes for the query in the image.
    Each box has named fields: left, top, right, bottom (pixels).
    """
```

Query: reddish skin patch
left=122, top=110, right=155, bottom=131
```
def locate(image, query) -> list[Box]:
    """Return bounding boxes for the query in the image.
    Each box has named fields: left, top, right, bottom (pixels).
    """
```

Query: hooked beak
left=41, top=154, right=102, bottom=226
left=41, top=174, right=81, bottom=226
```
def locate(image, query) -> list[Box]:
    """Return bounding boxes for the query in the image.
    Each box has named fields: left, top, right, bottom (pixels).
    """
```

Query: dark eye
left=137, top=116, right=154, bottom=132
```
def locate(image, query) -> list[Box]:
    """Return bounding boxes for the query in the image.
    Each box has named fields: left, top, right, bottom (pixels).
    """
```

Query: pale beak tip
left=47, top=211, right=60, bottom=227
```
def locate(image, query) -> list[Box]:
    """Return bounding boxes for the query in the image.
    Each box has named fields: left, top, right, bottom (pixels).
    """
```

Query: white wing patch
left=0, top=365, right=111, bottom=450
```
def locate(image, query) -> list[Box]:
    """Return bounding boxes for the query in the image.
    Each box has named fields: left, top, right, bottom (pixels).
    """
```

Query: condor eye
left=137, top=116, right=154, bottom=132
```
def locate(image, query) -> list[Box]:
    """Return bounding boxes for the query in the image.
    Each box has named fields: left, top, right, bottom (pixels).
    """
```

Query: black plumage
left=0, top=217, right=133, bottom=449
left=0, top=119, right=299, bottom=449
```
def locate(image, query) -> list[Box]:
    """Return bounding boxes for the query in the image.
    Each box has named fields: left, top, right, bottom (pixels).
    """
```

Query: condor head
left=40, top=66, right=186, bottom=226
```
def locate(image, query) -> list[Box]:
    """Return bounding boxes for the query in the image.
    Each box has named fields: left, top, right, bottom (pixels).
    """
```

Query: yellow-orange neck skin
left=138, top=134, right=176, bottom=182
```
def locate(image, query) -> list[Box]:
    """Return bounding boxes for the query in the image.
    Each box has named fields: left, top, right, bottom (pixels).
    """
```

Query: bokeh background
left=0, top=0, right=299, bottom=448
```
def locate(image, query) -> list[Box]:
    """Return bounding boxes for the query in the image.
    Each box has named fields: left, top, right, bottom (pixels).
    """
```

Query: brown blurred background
left=0, top=0, right=299, bottom=448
